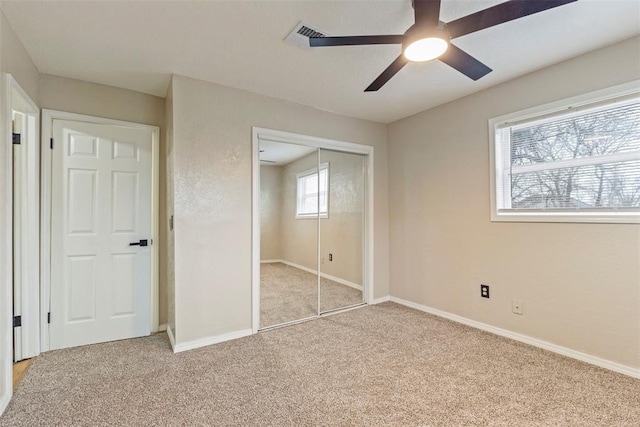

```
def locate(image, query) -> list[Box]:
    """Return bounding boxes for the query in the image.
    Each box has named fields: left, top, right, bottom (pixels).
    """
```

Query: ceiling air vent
left=284, top=21, right=328, bottom=50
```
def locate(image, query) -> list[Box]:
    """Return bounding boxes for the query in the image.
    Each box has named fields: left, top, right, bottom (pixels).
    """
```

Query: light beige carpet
left=2, top=302, right=639, bottom=426
left=260, top=262, right=362, bottom=328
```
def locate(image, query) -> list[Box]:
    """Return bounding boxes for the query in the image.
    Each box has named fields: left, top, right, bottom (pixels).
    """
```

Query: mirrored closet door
left=258, top=140, right=366, bottom=330
left=319, top=148, right=364, bottom=313
left=259, top=140, right=319, bottom=329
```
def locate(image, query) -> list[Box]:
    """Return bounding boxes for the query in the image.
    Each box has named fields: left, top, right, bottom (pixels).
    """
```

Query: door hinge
left=47, top=312, right=51, bottom=324
left=12, top=133, right=21, bottom=145
left=50, top=138, right=54, bottom=149
left=13, top=315, right=22, bottom=328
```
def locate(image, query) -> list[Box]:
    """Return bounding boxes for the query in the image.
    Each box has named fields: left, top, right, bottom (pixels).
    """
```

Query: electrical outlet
left=480, top=284, right=490, bottom=298
left=329, top=253, right=333, bottom=262
left=512, top=299, right=524, bottom=315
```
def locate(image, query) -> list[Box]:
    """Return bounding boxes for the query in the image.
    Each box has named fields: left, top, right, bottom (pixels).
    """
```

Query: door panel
left=67, top=255, right=96, bottom=322
left=111, top=254, right=136, bottom=316
left=50, top=119, right=152, bottom=350
left=112, top=172, right=139, bottom=233
left=68, top=134, right=98, bottom=157
left=67, top=169, right=97, bottom=233
left=258, top=141, right=318, bottom=329
left=319, top=149, right=365, bottom=313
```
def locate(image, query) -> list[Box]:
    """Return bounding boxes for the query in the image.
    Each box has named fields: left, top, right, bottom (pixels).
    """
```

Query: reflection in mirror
left=259, top=140, right=318, bottom=328
left=259, top=140, right=366, bottom=329
left=319, top=149, right=364, bottom=313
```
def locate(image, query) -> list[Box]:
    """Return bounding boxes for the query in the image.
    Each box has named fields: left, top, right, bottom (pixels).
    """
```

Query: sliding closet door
left=259, top=141, right=319, bottom=328
left=318, top=149, right=365, bottom=313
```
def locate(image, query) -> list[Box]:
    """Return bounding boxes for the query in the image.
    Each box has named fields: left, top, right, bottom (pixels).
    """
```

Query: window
left=490, top=81, right=640, bottom=223
left=296, top=163, right=329, bottom=218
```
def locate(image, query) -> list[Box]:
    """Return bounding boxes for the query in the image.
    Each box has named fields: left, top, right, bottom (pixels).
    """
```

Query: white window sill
left=491, top=210, right=640, bottom=224
left=296, top=213, right=329, bottom=220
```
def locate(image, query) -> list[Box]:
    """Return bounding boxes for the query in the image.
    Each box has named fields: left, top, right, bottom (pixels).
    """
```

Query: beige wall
left=280, top=151, right=364, bottom=285
left=260, top=165, right=283, bottom=261
left=169, top=74, right=389, bottom=344
left=319, top=150, right=364, bottom=284
left=388, top=37, right=640, bottom=368
left=1, top=11, right=39, bottom=102
left=280, top=153, right=317, bottom=271
left=0, top=9, right=40, bottom=410
left=39, top=74, right=169, bottom=326
left=39, top=75, right=164, bottom=126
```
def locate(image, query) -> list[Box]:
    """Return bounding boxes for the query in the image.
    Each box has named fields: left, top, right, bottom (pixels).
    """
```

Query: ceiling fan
left=308, top=0, right=577, bottom=92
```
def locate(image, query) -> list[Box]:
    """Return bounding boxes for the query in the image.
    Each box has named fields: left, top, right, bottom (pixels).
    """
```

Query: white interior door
left=12, top=115, right=23, bottom=361
left=50, top=119, right=153, bottom=350
left=11, top=106, right=40, bottom=362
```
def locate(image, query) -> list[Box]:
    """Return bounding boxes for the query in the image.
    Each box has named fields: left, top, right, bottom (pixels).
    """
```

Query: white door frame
left=41, top=110, right=160, bottom=352
left=251, top=127, right=375, bottom=333
left=1, top=74, right=40, bottom=415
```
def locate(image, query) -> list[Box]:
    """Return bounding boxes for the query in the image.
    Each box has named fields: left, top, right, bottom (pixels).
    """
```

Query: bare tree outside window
left=509, top=101, right=640, bottom=209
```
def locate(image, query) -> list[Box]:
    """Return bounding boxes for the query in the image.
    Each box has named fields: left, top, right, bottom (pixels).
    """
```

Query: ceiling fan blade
left=446, top=0, right=578, bottom=39
left=439, top=44, right=492, bottom=81
left=414, top=0, right=442, bottom=28
left=309, top=35, right=403, bottom=47
left=365, top=55, right=409, bottom=92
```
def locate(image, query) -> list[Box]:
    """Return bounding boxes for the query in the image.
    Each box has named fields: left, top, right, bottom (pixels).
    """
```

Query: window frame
left=489, top=80, right=640, bottom=224
left=295, top=162, right=329, bottom=219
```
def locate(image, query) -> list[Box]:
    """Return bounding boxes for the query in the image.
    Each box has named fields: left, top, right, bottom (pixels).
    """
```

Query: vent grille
left=297, top=25, right=326, bottom=39
left=284, top=21, right=329, bottom=50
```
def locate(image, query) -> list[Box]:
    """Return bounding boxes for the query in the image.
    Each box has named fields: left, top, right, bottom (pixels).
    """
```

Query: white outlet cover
left=512, top=299, right=524, bottom=315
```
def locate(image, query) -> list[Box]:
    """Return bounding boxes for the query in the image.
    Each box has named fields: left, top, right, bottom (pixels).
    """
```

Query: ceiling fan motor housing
left=402, top=22, right=451, bottom=51
left=402, top=23, right=451, bottom=62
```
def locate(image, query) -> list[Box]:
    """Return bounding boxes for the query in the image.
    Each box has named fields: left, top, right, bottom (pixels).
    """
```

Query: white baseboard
left=166, top=325, right=176, bottom=351
left=0, top=391, right=11, bottom=418
left=172, top=329, right=253, bottom=353
left=321, top=272, right=363, bottom=292
left=372, top=295, right=391, bottom=304
left=280, top=260, right=363, bottom=291
left=157, top=324, right=167, bottom=333
left=260, top=259, right=282, bottom=264
left=390, top=296, right=640, bottom=379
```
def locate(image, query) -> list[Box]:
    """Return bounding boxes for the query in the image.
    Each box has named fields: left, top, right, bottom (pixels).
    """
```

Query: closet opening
left=251, top=128, right=374, bottom=332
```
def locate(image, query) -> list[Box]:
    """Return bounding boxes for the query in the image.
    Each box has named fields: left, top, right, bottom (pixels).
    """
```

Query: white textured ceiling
left=260, top=140, right=316, bottom=166
left=1, top=0, right=639, bottom=123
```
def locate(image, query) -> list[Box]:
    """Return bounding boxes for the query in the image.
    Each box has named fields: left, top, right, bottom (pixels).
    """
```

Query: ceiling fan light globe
left=404, top=37, right=448, bottom=62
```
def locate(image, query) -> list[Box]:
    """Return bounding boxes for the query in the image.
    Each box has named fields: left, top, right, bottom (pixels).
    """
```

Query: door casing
left=41, top=110, right=160, bottom=352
